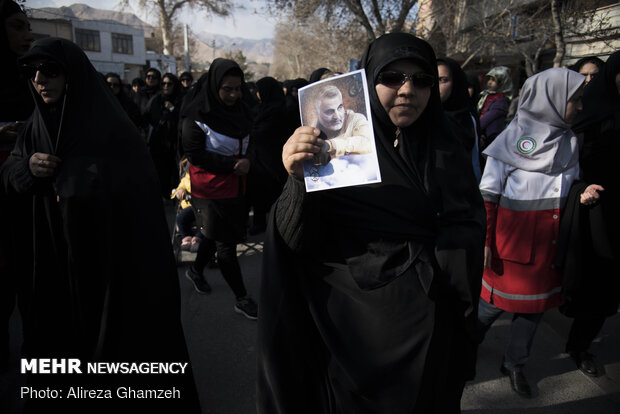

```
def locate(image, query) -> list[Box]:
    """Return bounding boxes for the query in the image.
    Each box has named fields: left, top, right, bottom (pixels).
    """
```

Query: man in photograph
left=312, top=85, right=373, bottom=165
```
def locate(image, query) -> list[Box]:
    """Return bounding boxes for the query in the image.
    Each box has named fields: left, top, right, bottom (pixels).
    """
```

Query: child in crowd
left=171, top=158, right=202, bottom=252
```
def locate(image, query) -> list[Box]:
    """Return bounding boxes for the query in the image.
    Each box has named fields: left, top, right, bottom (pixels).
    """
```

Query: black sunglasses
left=377, top=71, right=435, bottom=89
left=20, top=62, right=63, bottom=81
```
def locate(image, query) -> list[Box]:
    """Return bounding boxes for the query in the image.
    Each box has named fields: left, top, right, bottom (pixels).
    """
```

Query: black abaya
left=0, top=38, right=199, bottom=413
left=257, top=33, right=485, bottom=413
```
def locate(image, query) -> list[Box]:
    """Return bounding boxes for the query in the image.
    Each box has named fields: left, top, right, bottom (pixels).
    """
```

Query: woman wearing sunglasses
left=257, top=33, right=485, bottom=413
left=0, top=38, right=200, bottom=411
left=144, top=72, right=183, bottom=197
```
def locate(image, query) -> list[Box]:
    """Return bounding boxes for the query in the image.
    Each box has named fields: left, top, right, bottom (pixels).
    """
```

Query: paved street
left=2, top=207, right=619, bottom=413
left=179, top=232, right=620, bottom=414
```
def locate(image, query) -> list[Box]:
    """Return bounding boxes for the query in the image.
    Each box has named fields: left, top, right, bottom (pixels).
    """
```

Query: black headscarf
left=570, top=56, right=605, bottom=73
left=256, top=76, right=286, bottom=115
left=437, top=57, right=478, bottom=151
left=3, top=40, right=200, bottom=412
left=465, top=70, right=481, bottom=107
left=181, top=58, right=252, bottom=138
left=249, top=77, right=289, bottom=178
left=308, top=67, right=333, bottom=83
left=104, top=72, right=140, bottom=122
left=0, top=0, right=33, bottom=121
left=316, top=32, right=485, bottom=282
left=573, top=51, right=620, bottom=133
left=147, top=72, right=183, bottom=122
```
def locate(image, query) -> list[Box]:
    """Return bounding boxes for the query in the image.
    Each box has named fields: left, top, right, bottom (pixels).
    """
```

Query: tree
left=270, top=12, right=368, bottom=80
left=223, top=48, right=255, bottom=81
left=121, top=0, right=233, bottom=55
left=416, top=0, right=617, bottom=76
left=267, top=0, right=418, bottom=41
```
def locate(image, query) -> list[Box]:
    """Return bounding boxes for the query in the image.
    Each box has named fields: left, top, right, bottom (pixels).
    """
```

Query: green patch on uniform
left=516, top=137, right=537, bottom=155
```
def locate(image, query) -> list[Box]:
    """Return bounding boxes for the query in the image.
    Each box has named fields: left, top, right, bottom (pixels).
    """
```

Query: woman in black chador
left=558, top=50, right=620, bottom=378
left=246, top=76, right=290, bottom=234
left=257, top=33, right=485, bottom=413
left=145, top=72, right=183, bottom=196
left=0, top=38, right=199, bottom=413
left=437, top=57, right=482, bottom=182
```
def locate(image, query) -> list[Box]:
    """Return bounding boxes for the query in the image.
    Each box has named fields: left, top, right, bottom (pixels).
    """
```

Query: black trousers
left=565, top=316, right=606, bottom=354
left=194, top=238, right=247, bottom=299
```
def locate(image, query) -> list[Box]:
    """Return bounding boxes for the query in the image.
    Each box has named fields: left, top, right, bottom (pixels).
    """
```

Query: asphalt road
left=2, top=203, right=618, bottom=413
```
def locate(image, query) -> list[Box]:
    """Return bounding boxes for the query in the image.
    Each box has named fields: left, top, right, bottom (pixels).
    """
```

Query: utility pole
left=212, top=39, right=216, bottom=61
left=184, top=24, right=191, bottom=72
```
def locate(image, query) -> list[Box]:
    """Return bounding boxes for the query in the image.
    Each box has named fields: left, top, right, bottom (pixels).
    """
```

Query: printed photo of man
left=312, top=85, right=373, bottom=166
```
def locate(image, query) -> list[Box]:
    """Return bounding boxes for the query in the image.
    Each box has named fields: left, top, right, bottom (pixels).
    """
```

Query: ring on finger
left=39, top=160, right=44, bottom=167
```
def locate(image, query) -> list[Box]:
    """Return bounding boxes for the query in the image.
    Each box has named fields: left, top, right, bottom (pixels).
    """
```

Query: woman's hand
left=282, top=126, right=323, bottom=180
left=580, top=184, right=604, bottom=205
left=234, top=158, right=250, bottom=176
left=29, top=152, right=62, bottom=178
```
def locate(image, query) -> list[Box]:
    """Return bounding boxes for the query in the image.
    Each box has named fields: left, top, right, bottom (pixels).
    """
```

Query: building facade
left=28, top=10, right=147, bottom=82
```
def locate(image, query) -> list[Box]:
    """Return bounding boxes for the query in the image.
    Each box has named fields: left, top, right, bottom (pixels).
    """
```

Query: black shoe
left=234, top=296, right=258, bottom=320
left=500, top=365, right=532, bottom=397
left=185, top=267, right=211, bottom=294
left=569, top=351, right=599, bottom=377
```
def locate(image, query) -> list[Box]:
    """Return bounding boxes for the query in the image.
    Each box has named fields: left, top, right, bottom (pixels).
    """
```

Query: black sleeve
left=0, top=131, right=36, bottom=195
left=274, top=175, right=320, bottom=253
left=181, top=117, right=237, bottom=174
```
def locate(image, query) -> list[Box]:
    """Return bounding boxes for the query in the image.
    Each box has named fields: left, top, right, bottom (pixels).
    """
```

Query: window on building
left=75, top=28, right=100, bottom=52
left=112, top=33, right=133, bottom=55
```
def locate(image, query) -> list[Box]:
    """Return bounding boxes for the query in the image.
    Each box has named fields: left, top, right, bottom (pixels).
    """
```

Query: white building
left=72, top=19, right=146, bottom=82
left=145, top=51, right=177, bottom=75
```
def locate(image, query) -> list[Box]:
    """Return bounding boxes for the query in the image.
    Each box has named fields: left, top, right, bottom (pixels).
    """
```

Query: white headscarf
left=482, top=68, right=585, bottom=174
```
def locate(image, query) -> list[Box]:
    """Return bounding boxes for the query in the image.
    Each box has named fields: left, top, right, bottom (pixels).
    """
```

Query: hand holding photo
left=298, top=70, right=381, bottom=191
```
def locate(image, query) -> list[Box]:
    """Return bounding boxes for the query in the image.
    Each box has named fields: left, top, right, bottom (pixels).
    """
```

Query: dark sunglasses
left=377, top=71, right=435, bottom=89
left=20, top=62, right=63, bottom=81
left=107, top=82, right=121, bottom=88
left=161, top=81, right=174, bottom=86
left=146, top=74, right=158, bottom=79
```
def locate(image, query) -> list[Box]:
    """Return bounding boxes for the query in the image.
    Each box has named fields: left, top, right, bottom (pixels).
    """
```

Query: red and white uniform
left=189, top=121, right=249, bottom=200
left=480, top=156, right=579, bottom=313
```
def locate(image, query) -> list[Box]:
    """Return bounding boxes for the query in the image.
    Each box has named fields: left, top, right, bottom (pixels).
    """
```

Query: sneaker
left=234, top=297, right=258, bottom=320
left=185, top=267, right=211, bottom=294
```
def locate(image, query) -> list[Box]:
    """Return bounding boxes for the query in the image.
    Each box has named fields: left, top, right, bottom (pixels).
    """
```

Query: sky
left=22, top=0, right=277, bottom=40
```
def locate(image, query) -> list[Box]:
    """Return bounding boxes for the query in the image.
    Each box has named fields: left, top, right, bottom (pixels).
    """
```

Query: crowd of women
left=1, top=0, right=618, bottom=412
